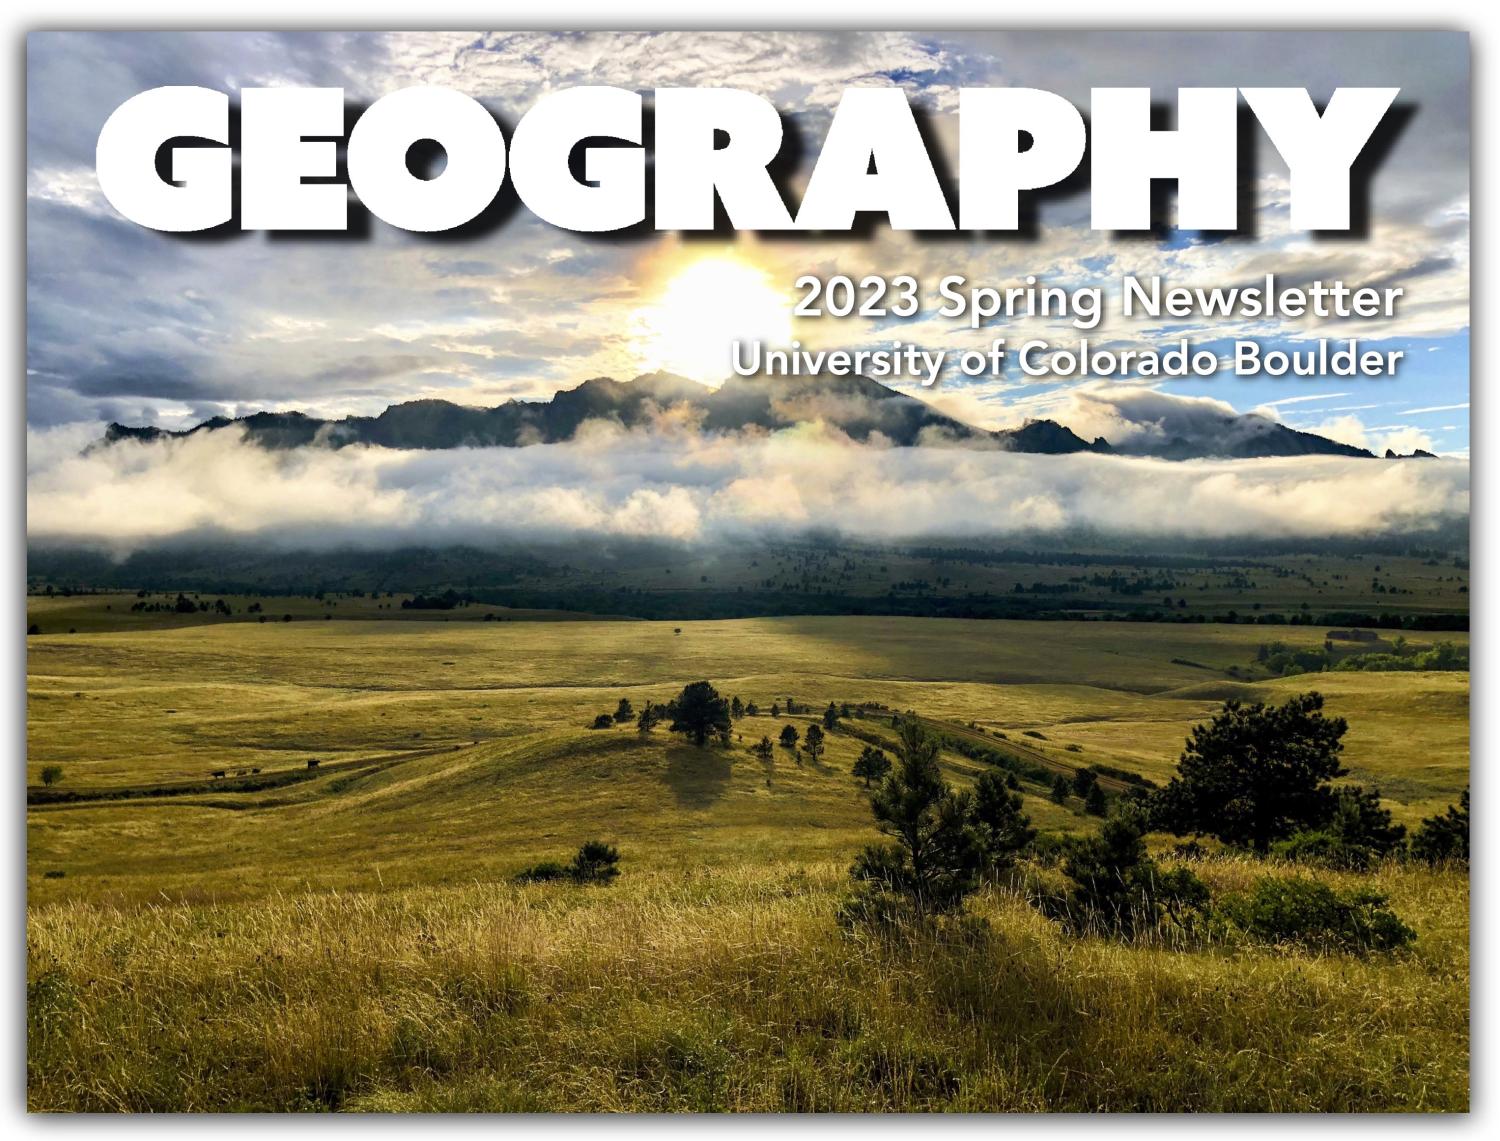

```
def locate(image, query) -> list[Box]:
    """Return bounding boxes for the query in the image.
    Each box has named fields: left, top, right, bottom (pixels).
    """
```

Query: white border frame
left=4, top=3, right=1486, bottom=1136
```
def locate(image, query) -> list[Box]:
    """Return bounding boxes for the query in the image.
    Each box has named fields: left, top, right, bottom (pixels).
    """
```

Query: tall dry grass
left=27, top=856, right=1467, bottom=1112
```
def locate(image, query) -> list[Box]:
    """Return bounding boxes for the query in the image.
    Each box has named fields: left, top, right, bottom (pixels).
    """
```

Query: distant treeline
left=462, top=587, right=1468, bottom=631
left=910, top=547, right=1277, bottom=571
left=26, top=574, right=1469, bottom=631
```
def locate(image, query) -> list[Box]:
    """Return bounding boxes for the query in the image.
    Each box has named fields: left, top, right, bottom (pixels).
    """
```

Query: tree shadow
left=663, top=744, right=733, bottom=808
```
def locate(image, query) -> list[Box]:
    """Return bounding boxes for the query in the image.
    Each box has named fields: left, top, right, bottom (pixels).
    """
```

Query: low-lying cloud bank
left=27, top=420, right=1469, bottom=555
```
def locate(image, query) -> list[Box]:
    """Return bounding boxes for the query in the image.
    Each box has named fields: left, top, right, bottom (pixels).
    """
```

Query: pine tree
left=667, top=681, right=731, bottom=747
left=852, top=746, right=891, bottom=788
left=1155, top=693, right=1348, bottom=852
left=804, top=723, right=825, bottom=761
left=849, top=720, right=983, bottom=918
left=971, top=770, right=1035, bottom=870
left=1085, top=783, right=1108, bottom=817
left=636, top=704, right=660, bottom=733
left=1050, top=774, right=1070, bottom=804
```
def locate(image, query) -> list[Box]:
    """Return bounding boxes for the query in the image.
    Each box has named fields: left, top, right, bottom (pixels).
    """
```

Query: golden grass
left=26, top=616, right=1467, bottom=818
left=28, top=858, right=1467, bottom=1112
left=25, top=616, right=1469, bottom=1111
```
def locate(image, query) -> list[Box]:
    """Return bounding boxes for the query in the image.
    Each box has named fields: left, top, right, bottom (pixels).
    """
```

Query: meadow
left=26, top=612, right=1470, bottom=1111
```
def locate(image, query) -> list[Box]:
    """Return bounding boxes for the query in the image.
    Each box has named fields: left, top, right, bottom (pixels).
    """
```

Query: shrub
left=514, top=860, right=570, bottom=883
left=1272, top=785, right=1406, bottom=870
left=1271, top=830, right=1353, bottom=868
left=1037, top=815, right=1208, bottom=939
left=591, top=713, right=615, bottom=729
left=1218, top=876, right=1416, bottom=954
left=40, top=765, right=64, bottom=787
left=1411, top=789, right=1469, bottom=864
left=569, top=840, right=620, bottom=884
left=516, top=842, right=620, bottom=885
left=1329, top=784, right=1406, bottom=856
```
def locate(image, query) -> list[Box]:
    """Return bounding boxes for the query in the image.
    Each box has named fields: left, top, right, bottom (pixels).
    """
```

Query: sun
left=634, top=256, right=793, bottom=385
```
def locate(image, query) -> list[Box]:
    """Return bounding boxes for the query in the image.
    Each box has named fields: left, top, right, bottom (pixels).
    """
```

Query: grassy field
left=28, top=859, right=1467, bottom=1112
left=24, top=590, right=617, bottom=634
left=25, top=614, right=1470, bottom=1111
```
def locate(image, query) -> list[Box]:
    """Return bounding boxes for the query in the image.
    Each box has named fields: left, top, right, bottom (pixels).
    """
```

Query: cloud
left=1301, top=415, right=1436, bottom=457
left=1255, top=392, right=1353, bottom=409
left=1404, top=402, right=1469, bottom=415
left=27, top=421, right=1467, bottom=555
left=1011, top=383, right=1322, bottom=456
left=1026, top=384, right=1461, bottom=459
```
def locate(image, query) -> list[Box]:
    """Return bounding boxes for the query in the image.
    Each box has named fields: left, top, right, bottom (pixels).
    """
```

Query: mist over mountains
left=98, top=371, right=1405, bottom=461
left=30, top=371, right=1464, bottom=559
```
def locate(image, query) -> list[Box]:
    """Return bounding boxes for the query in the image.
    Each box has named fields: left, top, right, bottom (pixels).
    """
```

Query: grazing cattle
left=251, top=767, right=261, bottom=774
left=307, top=759, right=321, bottom=769
left=210, top=770, right=226, bottom=779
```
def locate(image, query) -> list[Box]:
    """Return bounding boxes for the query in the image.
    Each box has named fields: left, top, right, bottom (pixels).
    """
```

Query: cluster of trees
left=1044, top=767, right=1110, bottom=816
left=588, top=698, right=641, bottom=730
left=593, top=683, right=745, bottom=747
left=128, top=593, right=233, bottom=615
left=841, top=717, right=1175, bottom=934
left=1256, top=637, right=1468, bottom=677
left=598, top=683, right=859, bottom=763
left=1151, top=692, right=1467, bottom=868
left=400, top=590, right=471, bottom=610
left=746, top=721, right=826, bottom=766
left=838, top=694, right=1463, bottom=948
left=585, top=678, right=1466, bottom=939
left=1334, top=641, right=1467, bottom=672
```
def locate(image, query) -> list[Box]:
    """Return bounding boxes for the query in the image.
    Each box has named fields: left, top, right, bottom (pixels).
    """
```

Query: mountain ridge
left=98, top=370, right=1386, bottom=461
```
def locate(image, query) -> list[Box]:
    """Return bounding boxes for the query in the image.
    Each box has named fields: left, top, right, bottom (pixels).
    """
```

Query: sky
left=25, top=30, right=1470, bottom=471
